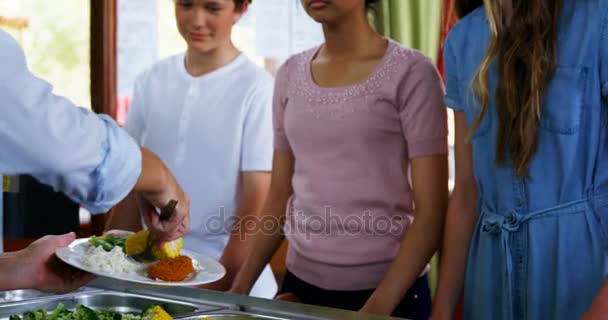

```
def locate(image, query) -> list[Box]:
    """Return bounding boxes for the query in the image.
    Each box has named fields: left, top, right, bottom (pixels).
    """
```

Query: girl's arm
left=431, top=111, right=479, bottom=320
left=200, top=171, right=271, bottom=291
left=229, top=151, right=295, bottom=294
left=361, top=153, right=449, bottom=316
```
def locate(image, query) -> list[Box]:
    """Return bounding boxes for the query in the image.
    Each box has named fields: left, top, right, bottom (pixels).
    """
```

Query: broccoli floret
left=140, top=305, right=156, bottom=317
left=23, top=312, right=37, bottom=320
left=14, top=303, right=156, bottom=320
left=95, top=309, right=120, bottom=320
left=10, top=315, right=22, bottom=320
left=75, top=305, right=98, bottom=320
left=37, top=311, right=45, bottom=320
left=54, top=308, right=73, bottom=320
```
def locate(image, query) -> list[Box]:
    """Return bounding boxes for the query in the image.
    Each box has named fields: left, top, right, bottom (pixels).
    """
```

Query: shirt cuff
left=274, top=132, right=291, bottom=151
left=408, top=136, right=449, bottom=159
left=444, top=95, right=465, bottom=112
left=241, top=155, right=273, bottom=172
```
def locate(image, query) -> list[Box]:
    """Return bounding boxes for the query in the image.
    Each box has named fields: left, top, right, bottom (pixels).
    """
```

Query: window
left=0, top=0, right=91, bottom=109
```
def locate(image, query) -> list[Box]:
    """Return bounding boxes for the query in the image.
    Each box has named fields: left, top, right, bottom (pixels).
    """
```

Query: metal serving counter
left=0, top=278, right=404, bottom=320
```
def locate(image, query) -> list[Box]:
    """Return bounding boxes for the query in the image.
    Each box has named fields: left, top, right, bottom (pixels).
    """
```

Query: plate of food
left=56, top=230, right=225, bottom=286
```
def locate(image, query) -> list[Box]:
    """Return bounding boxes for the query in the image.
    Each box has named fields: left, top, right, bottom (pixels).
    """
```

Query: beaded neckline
left=305, top=39, right=395, bottom=90
left=289, top=39, right=414, bottom=119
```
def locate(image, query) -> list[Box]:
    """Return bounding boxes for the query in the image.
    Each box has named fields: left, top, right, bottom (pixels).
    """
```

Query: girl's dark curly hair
left=366, top=0, right=379, bottom=10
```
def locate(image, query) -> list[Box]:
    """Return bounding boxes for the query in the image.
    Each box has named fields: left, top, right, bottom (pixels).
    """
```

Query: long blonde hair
left=470, top=0, right=562, bottom=176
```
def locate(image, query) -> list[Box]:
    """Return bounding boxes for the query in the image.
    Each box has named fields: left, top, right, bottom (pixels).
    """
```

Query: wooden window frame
left=90, top=0, right=117, bottom=117
left=88, top=0, right=117, bottom=235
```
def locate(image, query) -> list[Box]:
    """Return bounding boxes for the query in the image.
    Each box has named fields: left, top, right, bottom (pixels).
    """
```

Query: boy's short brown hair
left=234, top=0, right=251, bottom=10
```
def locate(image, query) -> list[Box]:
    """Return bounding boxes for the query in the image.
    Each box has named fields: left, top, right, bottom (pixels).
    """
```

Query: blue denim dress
left=443, top=1, right=608, bottom=318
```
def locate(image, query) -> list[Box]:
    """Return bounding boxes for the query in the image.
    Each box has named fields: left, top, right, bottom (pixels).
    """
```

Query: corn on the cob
left=142, top=306, right=172, bottom=320
left=152, top=238, right=183, bottom=260
left=125, top=230, right=150, bottom=256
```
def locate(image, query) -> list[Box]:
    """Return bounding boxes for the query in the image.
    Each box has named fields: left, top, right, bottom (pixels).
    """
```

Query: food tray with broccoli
left=186, top=313, right=288, bottom=319
left=0, top=292, right=223, bottom=320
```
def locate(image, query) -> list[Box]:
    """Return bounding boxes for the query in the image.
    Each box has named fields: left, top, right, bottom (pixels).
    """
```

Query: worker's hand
left=134, top=148, right=190, bottom=244
left=16, top=233, right=94, bottom=293
left=137, top=173, right=190, bottom=244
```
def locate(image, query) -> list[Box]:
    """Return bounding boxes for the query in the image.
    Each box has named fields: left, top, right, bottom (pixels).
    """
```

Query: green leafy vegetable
left=48, top=303, right=64, bottom=320
left=23, top=311, right=37, bottom=320
left=9, top=304, right=169, bottom=320
left=88, top=236, right=126, bottom=253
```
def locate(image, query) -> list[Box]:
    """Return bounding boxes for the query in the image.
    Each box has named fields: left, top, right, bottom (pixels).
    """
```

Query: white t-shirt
left=124, top=53, right=276, bottom=297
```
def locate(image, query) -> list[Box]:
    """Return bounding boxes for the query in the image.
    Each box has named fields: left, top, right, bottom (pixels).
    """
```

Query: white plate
left=56, top=237, right=225, bottom=287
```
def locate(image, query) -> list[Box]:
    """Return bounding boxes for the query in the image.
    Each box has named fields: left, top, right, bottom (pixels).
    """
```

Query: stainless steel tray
left=181, top=312, right=289, bottom=320
left=0, top=288, right=100, bottom=304
left=0, top=291, right=224, bottom=320
left=0, top=290, right=67, bottom=304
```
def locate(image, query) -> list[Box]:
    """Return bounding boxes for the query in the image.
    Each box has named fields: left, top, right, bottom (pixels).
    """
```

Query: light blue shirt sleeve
left=0, top=30, right=141, bottom=214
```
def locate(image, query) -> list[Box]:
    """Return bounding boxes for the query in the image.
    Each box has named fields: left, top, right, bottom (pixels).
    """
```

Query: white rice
left=81, top=245, right=140, bottom=274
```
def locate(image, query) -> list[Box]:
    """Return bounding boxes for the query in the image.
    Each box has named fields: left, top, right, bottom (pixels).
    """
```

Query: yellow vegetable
left=143, top=306, right=172, bottom=320
left=125, top=230, right=150, bottom=256
left=152, top=238, right=183, bottom=260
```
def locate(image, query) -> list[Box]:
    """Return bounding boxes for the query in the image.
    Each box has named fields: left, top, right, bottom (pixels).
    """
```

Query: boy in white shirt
left=106, top=0, right=277, bottom=297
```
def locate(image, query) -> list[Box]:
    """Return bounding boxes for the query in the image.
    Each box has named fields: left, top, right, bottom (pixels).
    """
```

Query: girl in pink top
left=232, top=0, right=448, bottom=318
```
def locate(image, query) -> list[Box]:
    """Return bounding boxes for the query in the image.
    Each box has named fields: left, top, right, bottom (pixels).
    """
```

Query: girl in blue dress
left=433, top=0, right=608, bottom=319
